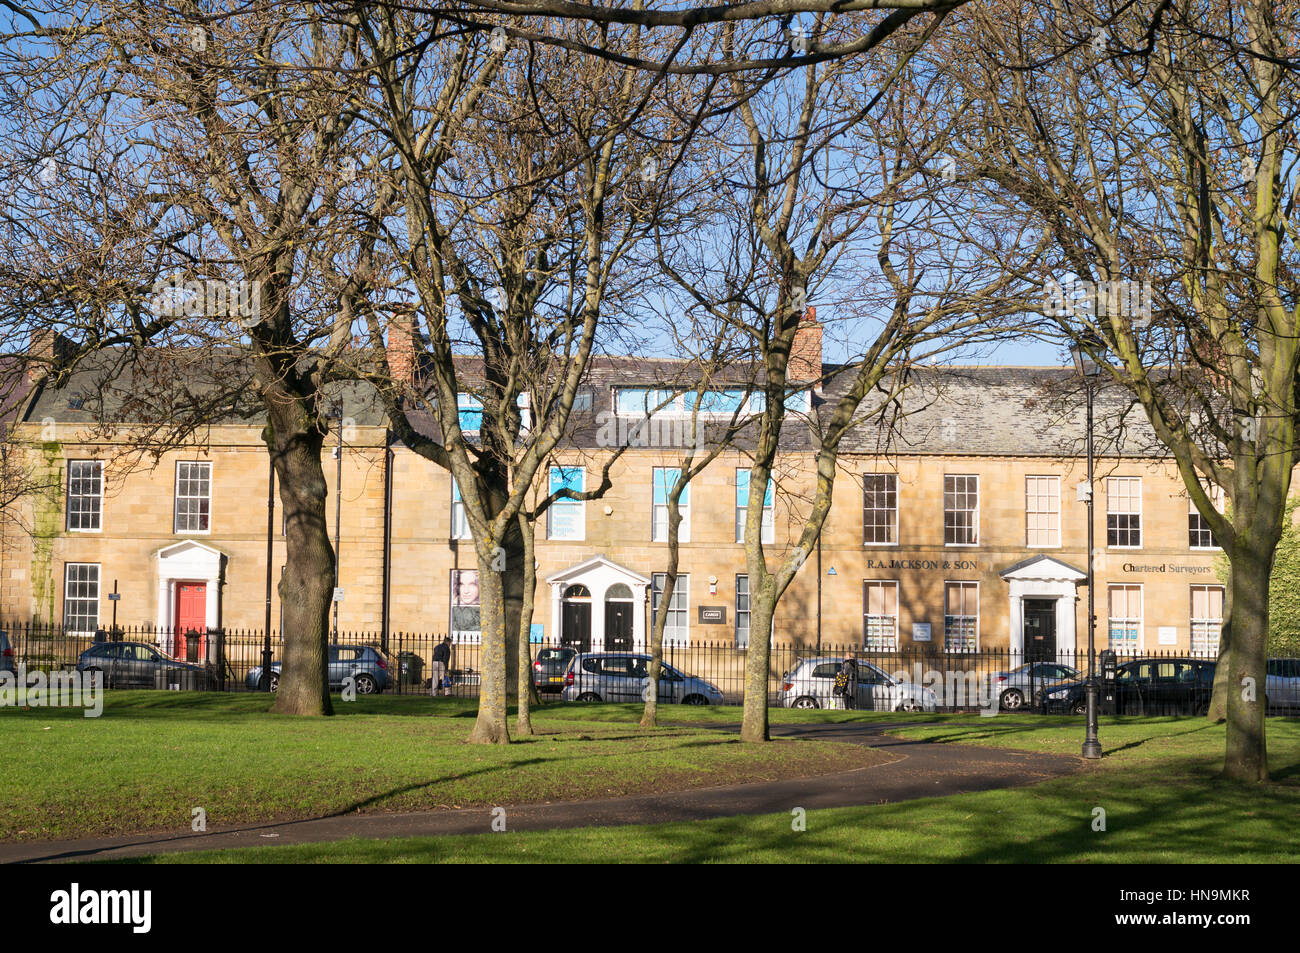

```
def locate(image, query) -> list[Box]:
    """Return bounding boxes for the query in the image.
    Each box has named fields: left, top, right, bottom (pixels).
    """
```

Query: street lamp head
left=1070, top=334, right=1105, bottom=378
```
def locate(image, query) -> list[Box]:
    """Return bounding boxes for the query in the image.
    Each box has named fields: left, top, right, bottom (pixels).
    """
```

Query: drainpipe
left=380, top=429, right=393, bottom=653
left=816, top=527, right=823, bottom=653
left=263, top=454, right=274, bottom=690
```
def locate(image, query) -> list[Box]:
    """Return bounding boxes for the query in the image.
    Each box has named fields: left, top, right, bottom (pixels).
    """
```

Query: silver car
left=780, top=657, right=937, bottom=711
left=1267, top=659, right=1300, bottom=713
left=992, top=661, right=1079, bottom=711
left=561, top=653, right=724, bottom=705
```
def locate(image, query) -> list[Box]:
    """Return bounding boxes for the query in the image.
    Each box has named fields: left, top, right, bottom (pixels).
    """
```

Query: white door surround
left=999, top=555, right=1087, bottom=659
left=155, top=540, right=225, bottom=658
left=546, top=555, right=651, bottom=652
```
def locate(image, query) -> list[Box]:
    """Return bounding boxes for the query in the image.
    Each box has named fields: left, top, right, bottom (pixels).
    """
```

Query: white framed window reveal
left=652, top=467, right=690, bottom=542
left=66, top=460, right=104, bottom=532
left=651, top=573, right=690, bottom=646
left=547, top=466, right=585, bottom=541
left=63, top=562, right=101, bottom=635
left=735, top=468, right=775, bottom=544
left=863, top=580, right=899, bottom=651
left=174, top=461, right=212, bottom=534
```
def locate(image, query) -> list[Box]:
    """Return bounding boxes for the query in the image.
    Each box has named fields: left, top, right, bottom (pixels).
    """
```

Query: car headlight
left=1048, top=689, right=1069, bottom=699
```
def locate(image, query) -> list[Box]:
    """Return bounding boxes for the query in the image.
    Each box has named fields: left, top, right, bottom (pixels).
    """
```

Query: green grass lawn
left=0, top=692, right=884, bottom=841
left=123, top=712, right=1300, bottom=864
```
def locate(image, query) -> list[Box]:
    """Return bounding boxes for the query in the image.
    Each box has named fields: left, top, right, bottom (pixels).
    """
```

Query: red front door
left=174, top=582, right=207, bottom=661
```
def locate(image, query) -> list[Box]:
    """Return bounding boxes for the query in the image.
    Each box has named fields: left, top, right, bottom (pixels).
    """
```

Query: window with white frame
left=616, top=386, right=763, bottom=418
left=1106, top=477, right=1142, bottom=548
left=863, top=580, right=899, bottom=651
left=652, top=467, right=690, bottom=542
left=1190, top=585, right=1224, bottom=657
left=457, top=394, right=483, bottom=433
left=66, top=460, right=103, bottom=532
left=943, top=475, right=979, bottom=546
left=174, top=461, right=212, bottom=533
left=451, top=479, right=470, bottom=540
left=863, top=473, right=898, bottom=545
left=651, top=573, right=689, bottom=645
left=547, top=467, right=584, bottom=540
left=735, top=468, right=774, bottom=544
left=944, top=581, right=978, bottom=652
left=735, top=574, right=750, bottom=648
left=63, top=562, right=100, bottom=634
left=1108, top=584, right=1143, bottom=651
left=451, top=570, right=481, bottom=642
left=1025, top=475, right=1061, bottom=547
left=1189, top=484, right=1223, bottom=549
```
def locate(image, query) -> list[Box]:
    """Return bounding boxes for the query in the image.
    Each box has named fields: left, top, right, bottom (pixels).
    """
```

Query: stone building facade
left=0, top=329, right=1238, bottom=661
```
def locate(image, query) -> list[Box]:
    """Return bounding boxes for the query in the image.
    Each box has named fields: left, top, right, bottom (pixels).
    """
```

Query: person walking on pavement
left=840, top=652, right=860, bottom=710
left=431, top=636, right=452, bottom=697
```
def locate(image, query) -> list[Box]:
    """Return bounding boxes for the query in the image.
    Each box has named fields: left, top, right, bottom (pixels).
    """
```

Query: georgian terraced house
left=0, top=317, right=1240, bottom=665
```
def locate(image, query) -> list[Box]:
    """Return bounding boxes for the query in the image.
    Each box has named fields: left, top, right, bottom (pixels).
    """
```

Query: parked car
left=1266, top=658, right=1300, bottom=713
left=75, top=641, right=212, bottom=690
left=245, top=644, right=394, bottom=695
left=0, top=630, right=14, bottom=677
left=1042, top=658, right=1216, bottom=715
left=560, top=653, right=723, bottom=705
left=533, top=646, right=578, bottom=694
left=780, top=657, right=938, bottom=711
left=993, top=661, right=1080, bottom=710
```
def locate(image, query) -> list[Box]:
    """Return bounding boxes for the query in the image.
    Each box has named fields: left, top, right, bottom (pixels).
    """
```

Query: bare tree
left=655, top=16, right=1028, bottom=741
left=0, top=2, right=386, bottom=714
left=347, top=12, right=700, bottom=742
left=940, top=0, right=1299, bottom=781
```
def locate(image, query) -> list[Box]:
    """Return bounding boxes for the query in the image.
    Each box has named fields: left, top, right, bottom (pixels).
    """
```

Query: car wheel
left=793, top=696, right=819, bottom=710
left=1069, top=697, right=1087, bottom=715
left=896, top=700, right=921, bottom=713
left=268, top=672, right=279, bottom=693
left=1000, top=689, right=1025, bottom=711
left=576, top=692, right=601, bottom=703
left=682, top=694, right=708, bottom=706
left=354, top=674, right=378, bottom=695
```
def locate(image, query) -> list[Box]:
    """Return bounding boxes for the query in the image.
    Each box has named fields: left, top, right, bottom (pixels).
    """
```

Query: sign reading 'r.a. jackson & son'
left=1121, top=562, right=1213, bottom=575
left=864, top=558, right=979, bottom=571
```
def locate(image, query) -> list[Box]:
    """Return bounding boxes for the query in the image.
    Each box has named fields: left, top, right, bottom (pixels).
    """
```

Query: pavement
left=0, top=720, right=1081, bottom=863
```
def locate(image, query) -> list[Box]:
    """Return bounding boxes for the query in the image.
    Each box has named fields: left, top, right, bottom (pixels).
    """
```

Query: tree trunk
left=1223, top=546, right=1269, bottom=781
left=641, top=497, right=685, bottom=729
left=740, top=586, right=776, bottom=742
left=515, top=512, right=537, bottom=736
left=640, top=574, right=674, bottom=730
left=468, top=559, right=510, bottom=744
left=1207, top=591, right=1232, bottom=723
left=264, top=417, right=333, bottom=717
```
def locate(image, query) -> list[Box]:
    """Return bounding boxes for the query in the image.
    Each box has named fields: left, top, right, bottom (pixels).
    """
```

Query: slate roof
left=16, top=346, right=1171, bottom=458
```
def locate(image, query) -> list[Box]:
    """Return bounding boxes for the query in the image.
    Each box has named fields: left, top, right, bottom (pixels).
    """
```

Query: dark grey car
left=533, top=646, right=578, bottom=694
left=76, top=641, right=211, bottom=689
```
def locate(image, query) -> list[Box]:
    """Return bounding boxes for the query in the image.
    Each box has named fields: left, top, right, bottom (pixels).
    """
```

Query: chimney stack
left=28, top=329, right=74, bottom=383
left=386, top=309, right=419, bottom=386
left=789, top=306, right=822, bottom=384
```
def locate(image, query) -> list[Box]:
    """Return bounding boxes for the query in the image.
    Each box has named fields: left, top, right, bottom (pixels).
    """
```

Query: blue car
left=246, top=644, right=394, bottom=695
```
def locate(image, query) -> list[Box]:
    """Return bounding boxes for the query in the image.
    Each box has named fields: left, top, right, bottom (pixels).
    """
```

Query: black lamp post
left=331, top=402, right=344, bottom=638
left=1071, top=340, right=1103, bottom=760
